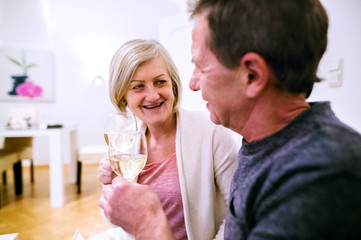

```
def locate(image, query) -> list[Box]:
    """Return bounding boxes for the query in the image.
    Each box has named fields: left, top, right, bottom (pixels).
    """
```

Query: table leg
left=68, top=129, right=78, bottom=183
left=49, top=131, right=64, bottom=208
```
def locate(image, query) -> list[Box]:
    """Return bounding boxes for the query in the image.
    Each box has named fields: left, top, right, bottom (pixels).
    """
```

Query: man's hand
left=98, top=177, right=174, bottom=240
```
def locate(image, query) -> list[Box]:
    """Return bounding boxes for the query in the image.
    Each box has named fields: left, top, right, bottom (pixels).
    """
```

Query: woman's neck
left=145, top=113, right=177, bottom=164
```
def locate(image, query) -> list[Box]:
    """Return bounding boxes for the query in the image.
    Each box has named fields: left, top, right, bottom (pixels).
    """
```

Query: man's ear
left=240, top=52, right=270, bottom=98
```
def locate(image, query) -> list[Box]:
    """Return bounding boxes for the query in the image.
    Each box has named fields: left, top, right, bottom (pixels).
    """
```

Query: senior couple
left=92, top=0, right=361, bottom=239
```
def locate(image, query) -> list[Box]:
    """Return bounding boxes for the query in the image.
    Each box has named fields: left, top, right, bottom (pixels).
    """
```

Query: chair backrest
left=2, top=137, right=33, bottom=160
left=4, top=137, right=33, bottom=149
left=0, top=150, right=19, bottom=173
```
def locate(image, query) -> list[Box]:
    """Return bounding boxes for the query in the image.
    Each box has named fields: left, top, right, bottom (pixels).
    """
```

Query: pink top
left=138, top=151, right=187, bottom=240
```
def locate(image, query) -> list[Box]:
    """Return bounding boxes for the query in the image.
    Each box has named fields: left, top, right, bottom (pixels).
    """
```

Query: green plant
left=7, top=52, right=38, bottom=76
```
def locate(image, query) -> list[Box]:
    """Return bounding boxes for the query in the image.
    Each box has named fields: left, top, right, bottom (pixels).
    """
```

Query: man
left=99, top=0, right=361, bottom=239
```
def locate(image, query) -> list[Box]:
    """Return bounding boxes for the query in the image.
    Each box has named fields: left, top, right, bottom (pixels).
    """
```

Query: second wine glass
left=104, top=112, right=147, bottom=182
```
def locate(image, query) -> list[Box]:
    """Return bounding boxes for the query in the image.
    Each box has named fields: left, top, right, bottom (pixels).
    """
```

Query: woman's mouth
left=142, top=102, right=163, bottom=109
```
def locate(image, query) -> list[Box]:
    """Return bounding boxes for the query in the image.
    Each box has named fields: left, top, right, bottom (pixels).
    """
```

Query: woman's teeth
left=143, top=103, right=163, bottom=109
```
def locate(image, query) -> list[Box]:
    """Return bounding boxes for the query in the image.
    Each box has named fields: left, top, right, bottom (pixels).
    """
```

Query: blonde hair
left=109, top=39, right=182, bottom=112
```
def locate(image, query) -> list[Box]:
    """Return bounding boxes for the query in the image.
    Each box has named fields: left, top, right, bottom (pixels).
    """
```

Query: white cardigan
left=176, top=109, right=239, bottom=240
left=92, top=109, right=240, bottom=240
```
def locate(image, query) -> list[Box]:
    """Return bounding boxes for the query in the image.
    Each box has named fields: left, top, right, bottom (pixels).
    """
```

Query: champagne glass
left=104, top=112, right=147, bottom=182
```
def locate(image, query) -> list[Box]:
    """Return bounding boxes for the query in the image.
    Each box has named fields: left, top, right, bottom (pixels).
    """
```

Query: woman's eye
left=132, top=84, right=143, bottom=90
left=157, top=80, right=167, bottom=85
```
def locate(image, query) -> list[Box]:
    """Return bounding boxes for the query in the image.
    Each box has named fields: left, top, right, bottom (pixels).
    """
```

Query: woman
left=94, top=39, right=239, bottom=240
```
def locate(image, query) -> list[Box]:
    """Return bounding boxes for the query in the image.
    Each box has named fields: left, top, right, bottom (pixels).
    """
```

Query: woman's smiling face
left=125, top=56, right=175, bottom=127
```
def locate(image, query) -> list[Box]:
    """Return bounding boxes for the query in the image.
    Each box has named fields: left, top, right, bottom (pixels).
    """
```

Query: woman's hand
left=98, top=154, right=117, bottom=185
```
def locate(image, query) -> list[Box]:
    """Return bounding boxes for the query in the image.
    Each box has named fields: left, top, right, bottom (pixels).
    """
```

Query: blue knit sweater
left=225, top=102, right=361, bottom=240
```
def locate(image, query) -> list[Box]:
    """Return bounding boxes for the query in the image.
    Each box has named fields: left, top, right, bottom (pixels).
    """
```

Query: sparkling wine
left=104, top=113, right=147, bottom=181
left=109, top=153, right=147, bottom=180
left=104, top=132, right=138, bottom=152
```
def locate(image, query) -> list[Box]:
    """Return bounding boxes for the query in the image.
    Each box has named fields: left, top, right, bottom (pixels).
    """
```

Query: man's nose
left=189, top=68, right=200, bottom=91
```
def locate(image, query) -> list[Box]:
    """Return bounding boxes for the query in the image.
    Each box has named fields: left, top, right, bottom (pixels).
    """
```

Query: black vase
left=8, top=75, right=28, bottom=95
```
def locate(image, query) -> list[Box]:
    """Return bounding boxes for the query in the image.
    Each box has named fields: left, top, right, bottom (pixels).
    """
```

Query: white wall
left=0, top=0, right=179, bottom=164
left=1, top=0, right=360, bottom=164
left=309, top=0, right=361, bottom=134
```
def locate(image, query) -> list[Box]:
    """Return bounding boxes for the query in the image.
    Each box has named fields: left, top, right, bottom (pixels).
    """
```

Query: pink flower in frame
left=16, top=80, right=43, bottom=98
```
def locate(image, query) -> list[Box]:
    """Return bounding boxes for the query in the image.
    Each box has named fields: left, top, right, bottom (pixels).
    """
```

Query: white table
left=0, top=233, right=18, bottom=240
left=0, top=124, right=78, bottom=208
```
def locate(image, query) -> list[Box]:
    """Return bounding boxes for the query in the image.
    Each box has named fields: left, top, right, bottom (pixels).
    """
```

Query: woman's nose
left=189, top=68, right=200, bottom=91
left=146, top=86, right=160, bottom=101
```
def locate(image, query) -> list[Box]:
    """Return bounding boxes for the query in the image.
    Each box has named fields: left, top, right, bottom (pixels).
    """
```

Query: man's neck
left=240, top=90, right=310, bottom=143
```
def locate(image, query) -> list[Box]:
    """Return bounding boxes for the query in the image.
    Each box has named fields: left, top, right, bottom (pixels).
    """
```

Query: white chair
left=76, top=145, right=107, bottom=193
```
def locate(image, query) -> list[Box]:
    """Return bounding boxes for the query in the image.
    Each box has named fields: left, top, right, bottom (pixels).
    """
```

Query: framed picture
left=0, top=48, right=55, bottom=102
